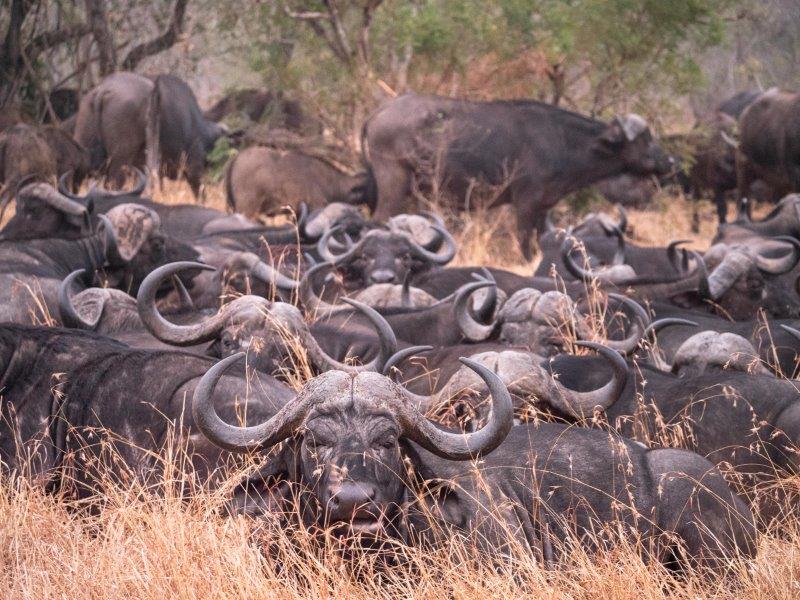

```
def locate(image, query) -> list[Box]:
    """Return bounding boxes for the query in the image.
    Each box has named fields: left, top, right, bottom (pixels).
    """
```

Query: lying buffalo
left=0, top=189, right=198, bottom=323
left=193, top=352, right=756, bottom=568
left=74, top=72, right=225, bottom=196
left=0, top=324, right=293, bottom=508
left=224, top=146, right=367, bottom=217
left=363, top=94, right=672, bottom=259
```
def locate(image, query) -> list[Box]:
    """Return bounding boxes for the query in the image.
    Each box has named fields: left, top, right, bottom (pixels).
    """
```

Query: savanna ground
left=2, top=182, right=799, bottom=599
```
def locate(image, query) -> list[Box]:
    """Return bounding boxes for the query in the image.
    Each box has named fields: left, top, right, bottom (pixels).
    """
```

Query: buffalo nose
left=369, top=269, right=397, bottom=284
left=328, top=482, right=377, bottom=519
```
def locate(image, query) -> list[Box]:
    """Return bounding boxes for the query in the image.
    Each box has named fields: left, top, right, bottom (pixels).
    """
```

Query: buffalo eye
left=150, top=236, right=165, bottom=254
left=746, top=277, right=763, bottom=291
left=372, top=432, right=398, bottom=450
left=220, top=334, right=236, bottom=352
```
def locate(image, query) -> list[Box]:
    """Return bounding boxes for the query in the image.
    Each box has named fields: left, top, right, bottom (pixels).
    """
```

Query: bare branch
left=84, top=0, right=117, bottom=76
left=30, top=24, right=92, bottom=53
left=283, top=7, right=330, bottom=21
left=323, top=0, right=353, bottom=62
left=121, top=0, right=189, bottom=71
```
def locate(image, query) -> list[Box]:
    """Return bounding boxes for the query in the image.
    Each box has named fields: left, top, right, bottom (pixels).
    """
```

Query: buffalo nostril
left=369, top=270, right=397, bottom=285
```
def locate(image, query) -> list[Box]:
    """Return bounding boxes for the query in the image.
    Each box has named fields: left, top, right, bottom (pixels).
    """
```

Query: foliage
left=220, top=0, right=745, bottom=146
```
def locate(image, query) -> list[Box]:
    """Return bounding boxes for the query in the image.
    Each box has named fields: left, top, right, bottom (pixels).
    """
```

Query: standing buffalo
left=363, top=94, right=672, bottom=259
left=224, top=146, right=367, bottom=217
left=73, top=72, right=225, bottom=196
left=736, top=88, right=800, bottom=201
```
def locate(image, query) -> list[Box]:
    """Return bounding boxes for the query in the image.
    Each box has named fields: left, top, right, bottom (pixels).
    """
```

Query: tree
left=0, top=0, right=190, bottom=117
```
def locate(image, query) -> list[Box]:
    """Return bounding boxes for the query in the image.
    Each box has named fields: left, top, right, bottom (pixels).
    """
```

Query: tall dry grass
left=3, top=179, right=799, bottom=598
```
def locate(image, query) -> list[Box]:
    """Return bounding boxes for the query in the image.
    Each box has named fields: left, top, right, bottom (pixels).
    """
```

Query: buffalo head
left=0, top=182, right=92, bottom=240
left=138, top=261, right=398, bottom=374
left=193, top=353, right=512, bottom=535
left=102, top=203, right=200, bottom=295
left=317, top=221, right=456, bottom=289
left=595, top=114, right=673, bottom=177
left=703, top=239, right=800, bottom=319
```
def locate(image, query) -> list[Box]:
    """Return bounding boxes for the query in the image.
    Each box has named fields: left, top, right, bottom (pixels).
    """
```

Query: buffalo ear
left=597, top=121, right=626, bottom=148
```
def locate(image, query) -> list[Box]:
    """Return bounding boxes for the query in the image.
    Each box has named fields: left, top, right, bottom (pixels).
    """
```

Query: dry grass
left=3, top=179, right=800, bottom=599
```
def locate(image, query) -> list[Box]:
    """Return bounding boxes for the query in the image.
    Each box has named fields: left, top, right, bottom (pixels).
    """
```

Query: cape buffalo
left=0, top=324, right=293, bottom=507
left=73, top=72, right=225, bottom=195
left=224, top=146, right=368, bottom=218
left=363, top=94, right=672, bottom=259
left=193, top=352, right=756, bottom=568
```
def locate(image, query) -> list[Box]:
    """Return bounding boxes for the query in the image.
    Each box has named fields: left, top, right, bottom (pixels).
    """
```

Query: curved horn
left=561, top=237, right=594, bottom=282
left=779, top=324, right=800, bottom=345
left=95, top=167, right=148, bottom=197
left=720, top=129, right=739, bottom=150
left=549, top=342, right=628, bottom=418
left=707, top=250, right=753, bottom=300
left=316, top=225, right=359, bottom=264
left=298, top=298, right=398, bottom=373
left=193, top=353, right=312, bottom=452
left=667, top=240, right=691, bottom=273
left=58, top=171, right=84, bottom=200
left=382, top=345, right=434, bottom=377
left=250, top=258, right=299, bottom=291
left=420, top=210, right=446, bottom=229
left=643, top=318, right=698, bottom=343
left=137, top=261, right=223, bottom=345
left=97, top=214, right=127, bottom=266
left=396, top=357, right=513, bottom=460
left=598, top=293, right=651, bottom=355
left=408, top=225, right=457, bottom=265
left=470, top=267, right=498, bottom=322
left=615, top=204, right=628, bottom=235
left=58, top=269, right=99, bottom=330
left=401, top=272, right=412, bottom=308
left=299, top=261, right=342, bottom=315
left=610, top=225, right=626, bottom=266
left=754, top=236, right=800, bottom=274
left=454, top=280, right=497, bottom=342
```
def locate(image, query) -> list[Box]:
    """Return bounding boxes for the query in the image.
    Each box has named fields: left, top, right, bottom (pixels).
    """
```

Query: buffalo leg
left=512, top=185, right=545, bottom=262
left=713, top=188, right=727, bottom=224
left=372, top=160, right=412, bottom=221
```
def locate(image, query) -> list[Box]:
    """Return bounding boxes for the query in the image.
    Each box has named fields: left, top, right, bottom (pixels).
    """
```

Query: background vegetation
left=4, top=0, right=800, bottom=144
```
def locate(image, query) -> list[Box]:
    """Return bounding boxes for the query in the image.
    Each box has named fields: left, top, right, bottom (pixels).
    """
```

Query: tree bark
left=84, top=0, right=117, bottom=75
left=121, top=0, right=190, bottom=71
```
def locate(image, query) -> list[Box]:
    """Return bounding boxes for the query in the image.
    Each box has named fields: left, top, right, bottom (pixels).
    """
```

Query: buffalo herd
left=3, top=72, right=800, bottom=575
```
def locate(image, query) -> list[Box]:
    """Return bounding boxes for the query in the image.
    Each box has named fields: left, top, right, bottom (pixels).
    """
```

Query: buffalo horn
left=597, top=293, right=651, bottom=355
left=754, top=237, right=800, bottom=274
left=58, top=269, right=99, bottom=330
left=137, top=261, right=222, bottom=345
left=193, top=352, right=314, bottom=452
left=407, top=225, right=457, bottom=265
left=396, top=357, right=513, bottom=460
left=454, top=280, right=498, bottom=342
left=298, top=298, right=398, bottom=373
left=667, top=240, right=691, bottom=273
